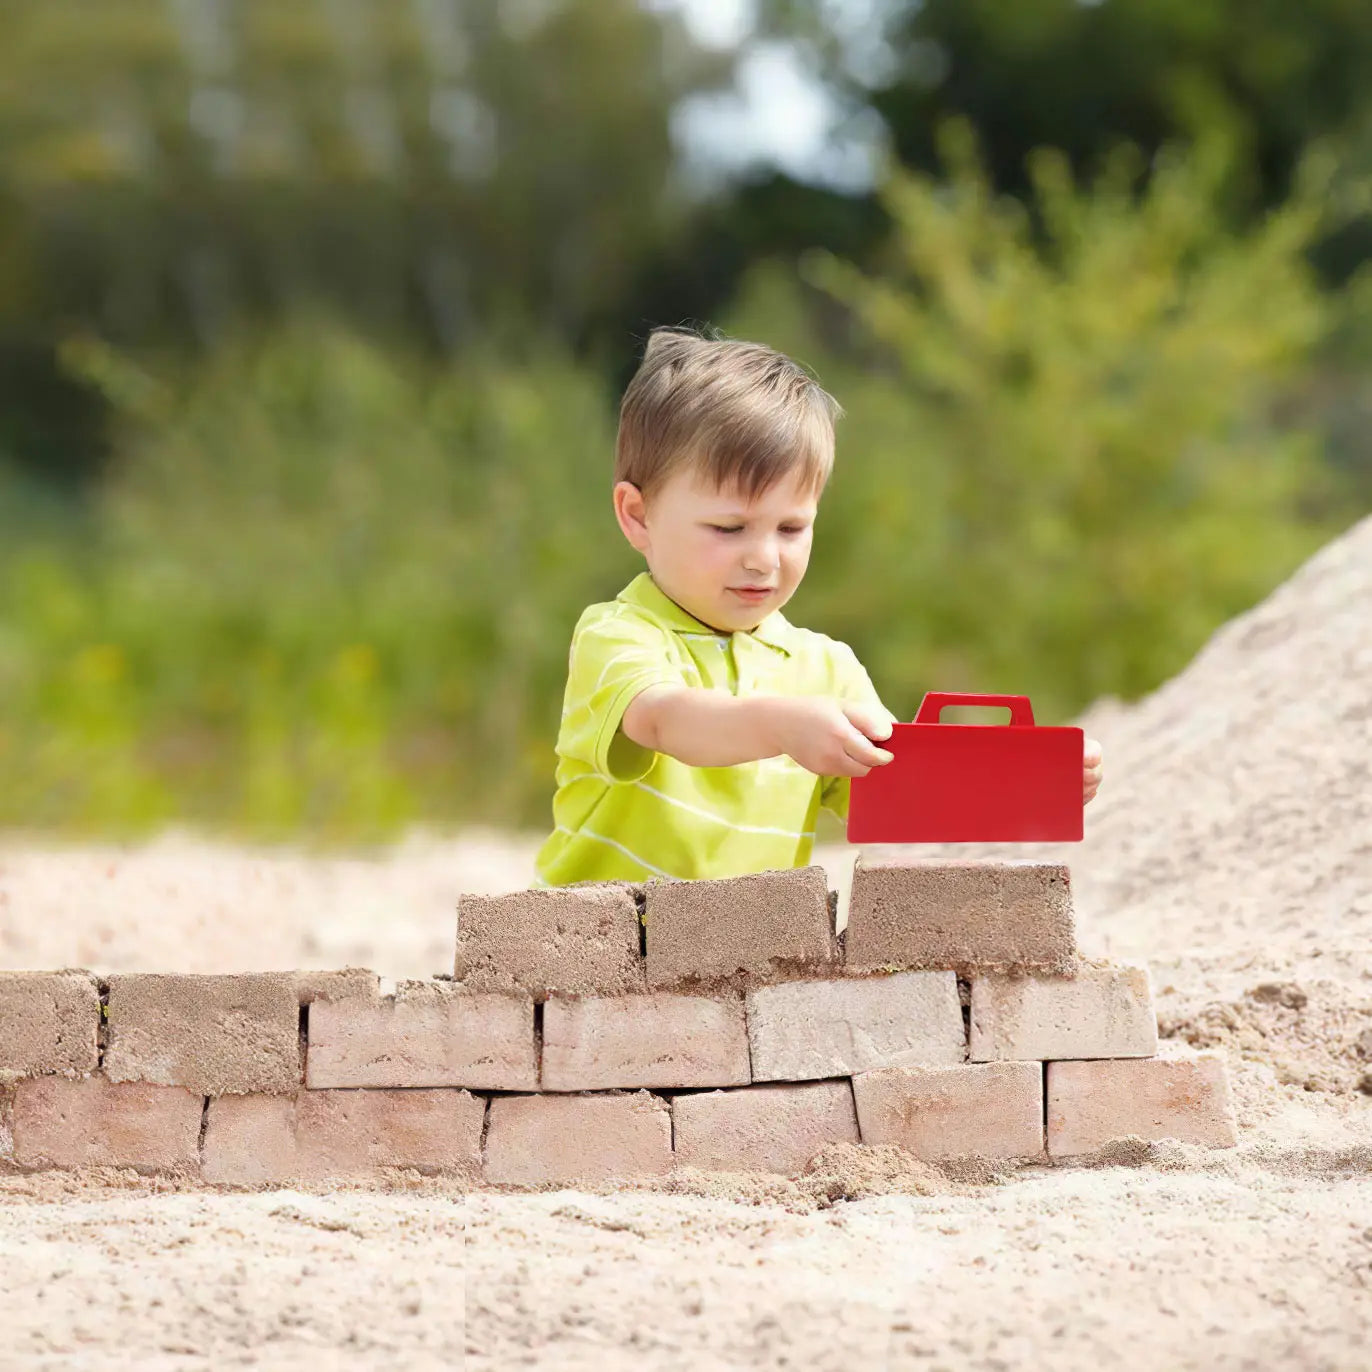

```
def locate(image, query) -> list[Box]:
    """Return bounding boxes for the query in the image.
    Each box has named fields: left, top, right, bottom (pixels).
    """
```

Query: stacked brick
left=0, top=860, right=1238, bottom=1185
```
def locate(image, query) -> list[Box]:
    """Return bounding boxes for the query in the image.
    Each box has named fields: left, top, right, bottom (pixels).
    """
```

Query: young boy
left=533, top=327, right=1104, bottom=887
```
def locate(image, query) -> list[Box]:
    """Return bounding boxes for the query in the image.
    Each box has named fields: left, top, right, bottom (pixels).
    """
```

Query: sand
left=3, top=1157, right=1371, bottom=1370
left=1, top=513, right=1371, bottom=1368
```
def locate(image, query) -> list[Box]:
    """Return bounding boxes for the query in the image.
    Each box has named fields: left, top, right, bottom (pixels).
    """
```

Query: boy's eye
left=709, top=525, right=809, bottom=534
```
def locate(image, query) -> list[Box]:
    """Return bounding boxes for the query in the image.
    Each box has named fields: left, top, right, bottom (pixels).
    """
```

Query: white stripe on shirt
left=632, top=780, right=814, bottom=840
left=555, top=824, right=681, bottom=878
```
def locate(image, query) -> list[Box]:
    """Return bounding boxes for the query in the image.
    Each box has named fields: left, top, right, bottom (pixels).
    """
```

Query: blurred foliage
left=0, top=327, right=636, bottom=839
left=0, top=2, right=1369, bottom=840
left=1, top=135, right=1366, bottom=839
left=737, top=128, right=1363, bottom=725
left=0, top=0, right=721, bottom=348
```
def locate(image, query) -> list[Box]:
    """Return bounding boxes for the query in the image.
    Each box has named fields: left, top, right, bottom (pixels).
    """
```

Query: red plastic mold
left=846, top=691, right=1084, bottom=843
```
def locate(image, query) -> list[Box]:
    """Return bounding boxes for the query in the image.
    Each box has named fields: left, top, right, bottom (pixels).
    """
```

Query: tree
left=0, top=0, right=735, bottom=350
left=761, top=0, right=1372, bottom=225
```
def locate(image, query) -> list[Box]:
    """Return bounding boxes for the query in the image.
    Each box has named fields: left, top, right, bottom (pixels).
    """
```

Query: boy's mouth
left=730, top=586, right=773, bottom=601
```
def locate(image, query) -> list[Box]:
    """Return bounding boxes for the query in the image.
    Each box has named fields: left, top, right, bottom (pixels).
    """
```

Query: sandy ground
left=1, top=514, right=1371, bottom=1368
left=2, top=834, right=1368, bottom=1372
left=3, top=1153, right=1372, bottom=1371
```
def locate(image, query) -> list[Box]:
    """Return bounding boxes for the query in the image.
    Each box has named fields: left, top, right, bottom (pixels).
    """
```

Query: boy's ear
left=613, top=481, right=650, bottom=553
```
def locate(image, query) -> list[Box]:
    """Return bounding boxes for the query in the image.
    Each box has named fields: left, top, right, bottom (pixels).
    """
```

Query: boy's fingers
left=1083, top=737, right=1103, bottom=765
left=842, top=724, right=893, bottom=769
left=841, top=700, right=894, bottom=740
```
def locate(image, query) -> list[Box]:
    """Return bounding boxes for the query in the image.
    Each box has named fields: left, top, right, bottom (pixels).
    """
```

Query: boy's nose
left=743, top=540, right=780, bottom=575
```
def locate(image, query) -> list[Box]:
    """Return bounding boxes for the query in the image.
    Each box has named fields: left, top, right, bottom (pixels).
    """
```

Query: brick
left=455, top=882, right=644, bottom=998
left=104, top=974, right=300, bottom=1095
left=970, top=963, right=1157, bottom=1062
left=203, top=1094, right=297, bottom=1185
left=204, top=1088, right=485, bottom=1182
left=1047, top=1052, right=1238, bottom=1158
left=12, top=1076, right=201, bottom=1171
left=306, top=981, right=536, bottom=1090
left=845, top=858, right=1077, bottom=975
left=645, top=866, right=835, bottom=990
left=484, top=1090, right=671, bottom=1186
left=299, top=1088, right=485, bottom=1177
left=0, top=971, right=100, bottom=1078
left=747, top=971, right=964, bottom=1081
left=852, top=1061, right=1044, bottom=1161
left=542, top=992, right=749, bottom=1091
left=672, top=1081, right=859, bottom=1175
left=293, top=968, right=380, bottom=1006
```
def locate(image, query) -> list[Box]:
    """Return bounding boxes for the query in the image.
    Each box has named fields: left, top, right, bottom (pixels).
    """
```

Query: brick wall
left=0, top=859, right=1238, bottom=1185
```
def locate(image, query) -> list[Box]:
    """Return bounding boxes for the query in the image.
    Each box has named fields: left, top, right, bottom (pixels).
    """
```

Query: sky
left=647, top=0, right=887, bottom=194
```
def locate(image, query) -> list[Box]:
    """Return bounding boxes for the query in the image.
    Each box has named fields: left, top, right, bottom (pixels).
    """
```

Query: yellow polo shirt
left=532, top=572, right=890, bottom=887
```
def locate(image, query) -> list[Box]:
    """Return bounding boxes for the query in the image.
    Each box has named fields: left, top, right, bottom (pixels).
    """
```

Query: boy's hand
left=767, top=697, right=896, bottom=778
left=1083, top=737, right=1103, bottom=805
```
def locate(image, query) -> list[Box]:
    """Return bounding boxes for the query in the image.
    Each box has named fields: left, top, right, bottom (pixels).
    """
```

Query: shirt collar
left=618, top=572, right=794, bottom=656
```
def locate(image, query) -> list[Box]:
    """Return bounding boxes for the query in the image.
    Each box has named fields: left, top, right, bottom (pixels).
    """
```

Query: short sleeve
left=558, top=613, right=688, bottom=784
left=820, top=641, right=893, bottom=820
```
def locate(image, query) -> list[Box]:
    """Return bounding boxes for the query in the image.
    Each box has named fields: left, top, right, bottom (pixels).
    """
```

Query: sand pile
left=855, top=511, right=1372, bottom=1146
left=1066, top=510, right=1372, bottom=956
left=868, top=509, right=1372, bottom=959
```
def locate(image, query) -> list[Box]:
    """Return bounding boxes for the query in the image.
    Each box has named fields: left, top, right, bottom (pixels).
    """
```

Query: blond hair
left=614, top=326, right=842, bottom=504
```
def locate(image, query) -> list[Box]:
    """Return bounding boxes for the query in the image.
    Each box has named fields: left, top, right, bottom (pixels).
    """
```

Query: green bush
left=0, top=325, right=633, bottom=840
left=733, top=127, right=1359, bottom=724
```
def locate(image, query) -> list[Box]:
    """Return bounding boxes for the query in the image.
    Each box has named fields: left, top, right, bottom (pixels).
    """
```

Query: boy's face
left=613, top=465, right=820, bottom=634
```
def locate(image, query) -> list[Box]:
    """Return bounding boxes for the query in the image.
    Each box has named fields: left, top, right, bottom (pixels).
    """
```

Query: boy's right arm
left=623, top=686, right=893, bottom=778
